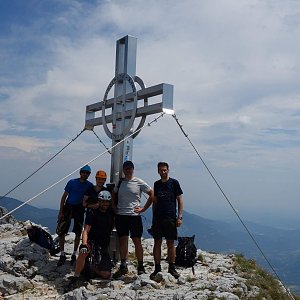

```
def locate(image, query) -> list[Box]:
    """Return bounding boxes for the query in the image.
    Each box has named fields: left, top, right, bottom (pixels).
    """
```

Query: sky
left=1, top=0, right=300, bottom=228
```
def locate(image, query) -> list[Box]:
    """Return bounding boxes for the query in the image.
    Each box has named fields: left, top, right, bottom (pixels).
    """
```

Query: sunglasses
left=81, top=171, right=91, bottom=175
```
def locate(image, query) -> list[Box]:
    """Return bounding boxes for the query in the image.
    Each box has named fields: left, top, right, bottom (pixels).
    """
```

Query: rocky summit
left=0, top=206, right=291, bottom=300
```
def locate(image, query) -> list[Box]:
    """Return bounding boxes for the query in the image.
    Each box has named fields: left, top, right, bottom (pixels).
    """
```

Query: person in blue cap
left=56, top=165, right=93, bottom=266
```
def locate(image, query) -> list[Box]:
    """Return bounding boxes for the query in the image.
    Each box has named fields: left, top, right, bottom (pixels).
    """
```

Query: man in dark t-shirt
left=150, top=162, right=183, bottom=280
left=69, top=190, right=114, bottom=287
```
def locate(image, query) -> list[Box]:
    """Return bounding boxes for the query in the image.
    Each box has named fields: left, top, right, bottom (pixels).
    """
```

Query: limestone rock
left=0, top=214, right=291, bottom=299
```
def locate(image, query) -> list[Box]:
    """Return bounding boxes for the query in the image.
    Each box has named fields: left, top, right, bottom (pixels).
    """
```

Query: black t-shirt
left=85, top=207, right=114, bottom=248
left=154, top=177, right=183, bottom=219
left=84, top=185, right=107, bottom=204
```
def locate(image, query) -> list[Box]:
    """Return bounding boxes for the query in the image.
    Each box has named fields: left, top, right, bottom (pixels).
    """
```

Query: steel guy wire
left=91, top=128, right=112, bottom=154
left=0, top=128, right=86, bottom=202
left=172, top=113, right=295, bottom=300
left=0, top=112, right=165, bottom=221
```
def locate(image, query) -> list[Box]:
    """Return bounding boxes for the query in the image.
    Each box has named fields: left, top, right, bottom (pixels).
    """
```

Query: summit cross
left=85, top=35, right=174, bottom=185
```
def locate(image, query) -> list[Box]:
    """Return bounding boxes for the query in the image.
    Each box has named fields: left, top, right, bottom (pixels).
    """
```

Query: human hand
left=176, top=218, right=182, bottom=227
left=79, top=244, right=89, bottom=254
left=134, top=206, right=144, bottom=214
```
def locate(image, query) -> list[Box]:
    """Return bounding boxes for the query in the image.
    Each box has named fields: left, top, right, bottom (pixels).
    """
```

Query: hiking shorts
left=115, top=215, right=143, bottom=238
left=56, top=204, right=85, bottom=236
left=152, top=216, right=177, bottom=240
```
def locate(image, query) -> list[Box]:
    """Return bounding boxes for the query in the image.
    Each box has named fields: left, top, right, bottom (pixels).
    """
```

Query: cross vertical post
left=85, top=35, right=174, bottom=186
left=111, top=36, right=137, bottom=184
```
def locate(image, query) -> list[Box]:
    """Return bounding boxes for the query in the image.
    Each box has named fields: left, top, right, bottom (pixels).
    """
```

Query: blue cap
left=80, top=165, right=91, bottom=173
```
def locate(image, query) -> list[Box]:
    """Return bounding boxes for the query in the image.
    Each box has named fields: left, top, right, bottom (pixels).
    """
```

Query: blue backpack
left=27, top=225, right=60, bottom=256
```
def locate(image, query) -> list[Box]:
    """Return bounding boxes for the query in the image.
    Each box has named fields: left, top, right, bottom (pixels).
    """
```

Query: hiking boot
left=70, top=254, right=76, bottom=265
left=137, top=265, right=146, bottom=275
left=150, top=266, right=162, bottom=280
left=168, top=265, right=180, bottom=279
left=57, top=254, right=66, bottom=266
left=112, top=266, right=128, bottom=279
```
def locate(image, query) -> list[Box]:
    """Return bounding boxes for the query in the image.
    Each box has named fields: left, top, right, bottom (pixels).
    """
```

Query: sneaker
left=137, top=265, right=146, bottom=275
left=168, top=266, right=180, bottom=279
left=70, top=254, right=76, bottom=265
left=57, top=254, right=67, bottom=266
left=150, top=267, right=161, bottom=280
left=112, top=266, right=128, bottom=279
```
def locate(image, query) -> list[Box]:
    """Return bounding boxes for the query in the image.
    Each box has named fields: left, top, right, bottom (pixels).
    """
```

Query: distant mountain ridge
left=1, top=196, right=299, bottom=294
left=0, top=197, right=58, bottom=232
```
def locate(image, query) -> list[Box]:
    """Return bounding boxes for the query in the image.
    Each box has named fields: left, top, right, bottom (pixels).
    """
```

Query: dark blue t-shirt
left=65, top=178, right=93, bottom=205
left=154, top=177, right=183, bottom=219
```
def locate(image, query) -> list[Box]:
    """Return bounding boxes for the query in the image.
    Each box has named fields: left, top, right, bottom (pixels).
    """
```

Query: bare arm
left=83, top=195, right=100, bottom=210
left=82, top=224, right=91, bottom=245
left=144, top=188, right=154, bottom=211
left=135, top=188, right=154, bottom=213
left=58, top=191, right=68, bottom=220
left=176, top=194, right=183, bottom=227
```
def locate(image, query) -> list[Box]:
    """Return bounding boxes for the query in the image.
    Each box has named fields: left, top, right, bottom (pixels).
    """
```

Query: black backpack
left=27, top=225, right=60, bottom=256
left=175, top=235, right=197, bottom=273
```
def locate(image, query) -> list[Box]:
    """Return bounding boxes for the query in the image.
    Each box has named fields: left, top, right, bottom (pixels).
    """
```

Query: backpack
left=27, top=225, right=60, bottom=256
left=175, top=235, right=197, bottom=273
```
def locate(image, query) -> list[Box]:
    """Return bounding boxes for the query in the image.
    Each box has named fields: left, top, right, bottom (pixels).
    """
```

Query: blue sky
left=1, top=0, right=300, bottom=227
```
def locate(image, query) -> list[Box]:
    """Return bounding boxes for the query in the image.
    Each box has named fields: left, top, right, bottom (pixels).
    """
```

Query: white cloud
left=1, top=0, right=300, bottom=225
left=0, top=134, right=49, bottom=153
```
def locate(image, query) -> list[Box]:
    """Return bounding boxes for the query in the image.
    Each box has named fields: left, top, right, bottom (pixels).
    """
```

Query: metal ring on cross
left=102, top=73, right=148, bottom=140
left=132, top=75, right=148, bottom=139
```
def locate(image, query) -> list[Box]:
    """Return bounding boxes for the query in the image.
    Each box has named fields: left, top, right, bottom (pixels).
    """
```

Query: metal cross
left=85, top=35, right=174, bottom=185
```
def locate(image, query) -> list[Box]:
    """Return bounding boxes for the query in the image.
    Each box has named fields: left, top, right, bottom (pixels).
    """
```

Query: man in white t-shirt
left=112, top=161, right=154, bottom=278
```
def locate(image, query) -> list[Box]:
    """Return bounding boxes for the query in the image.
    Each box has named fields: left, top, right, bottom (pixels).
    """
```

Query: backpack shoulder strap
left=117, top=178, right=124, bottom=192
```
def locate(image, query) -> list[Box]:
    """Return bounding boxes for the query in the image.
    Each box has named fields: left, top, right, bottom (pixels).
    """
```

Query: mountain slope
left=1, top=196, right=300, bottom=294
left=0, top=214, right=294, bottom=299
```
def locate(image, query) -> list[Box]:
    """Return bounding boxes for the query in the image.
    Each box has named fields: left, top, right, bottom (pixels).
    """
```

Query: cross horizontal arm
left=86, top=83, right=172, bottom=112
left=85, top=83, right=173, bottom=130
left=85, top=103, right=165, bottom=128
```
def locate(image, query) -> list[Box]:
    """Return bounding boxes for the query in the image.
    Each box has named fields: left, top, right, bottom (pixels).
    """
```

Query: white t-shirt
left=115, top=177, right=151, bottom=216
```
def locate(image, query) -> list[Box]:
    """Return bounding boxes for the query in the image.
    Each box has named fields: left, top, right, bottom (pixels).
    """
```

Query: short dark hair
left=157, top=161, right=169, bottom=171
left=123, top=160, right=134, bottom=169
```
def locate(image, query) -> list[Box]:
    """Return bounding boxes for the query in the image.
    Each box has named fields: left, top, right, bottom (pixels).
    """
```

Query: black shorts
left=115, top=215, right=143, bottom=238
left=56, top=204, right=84, bottom=236
left=152, top=216, right=177, bottom=240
